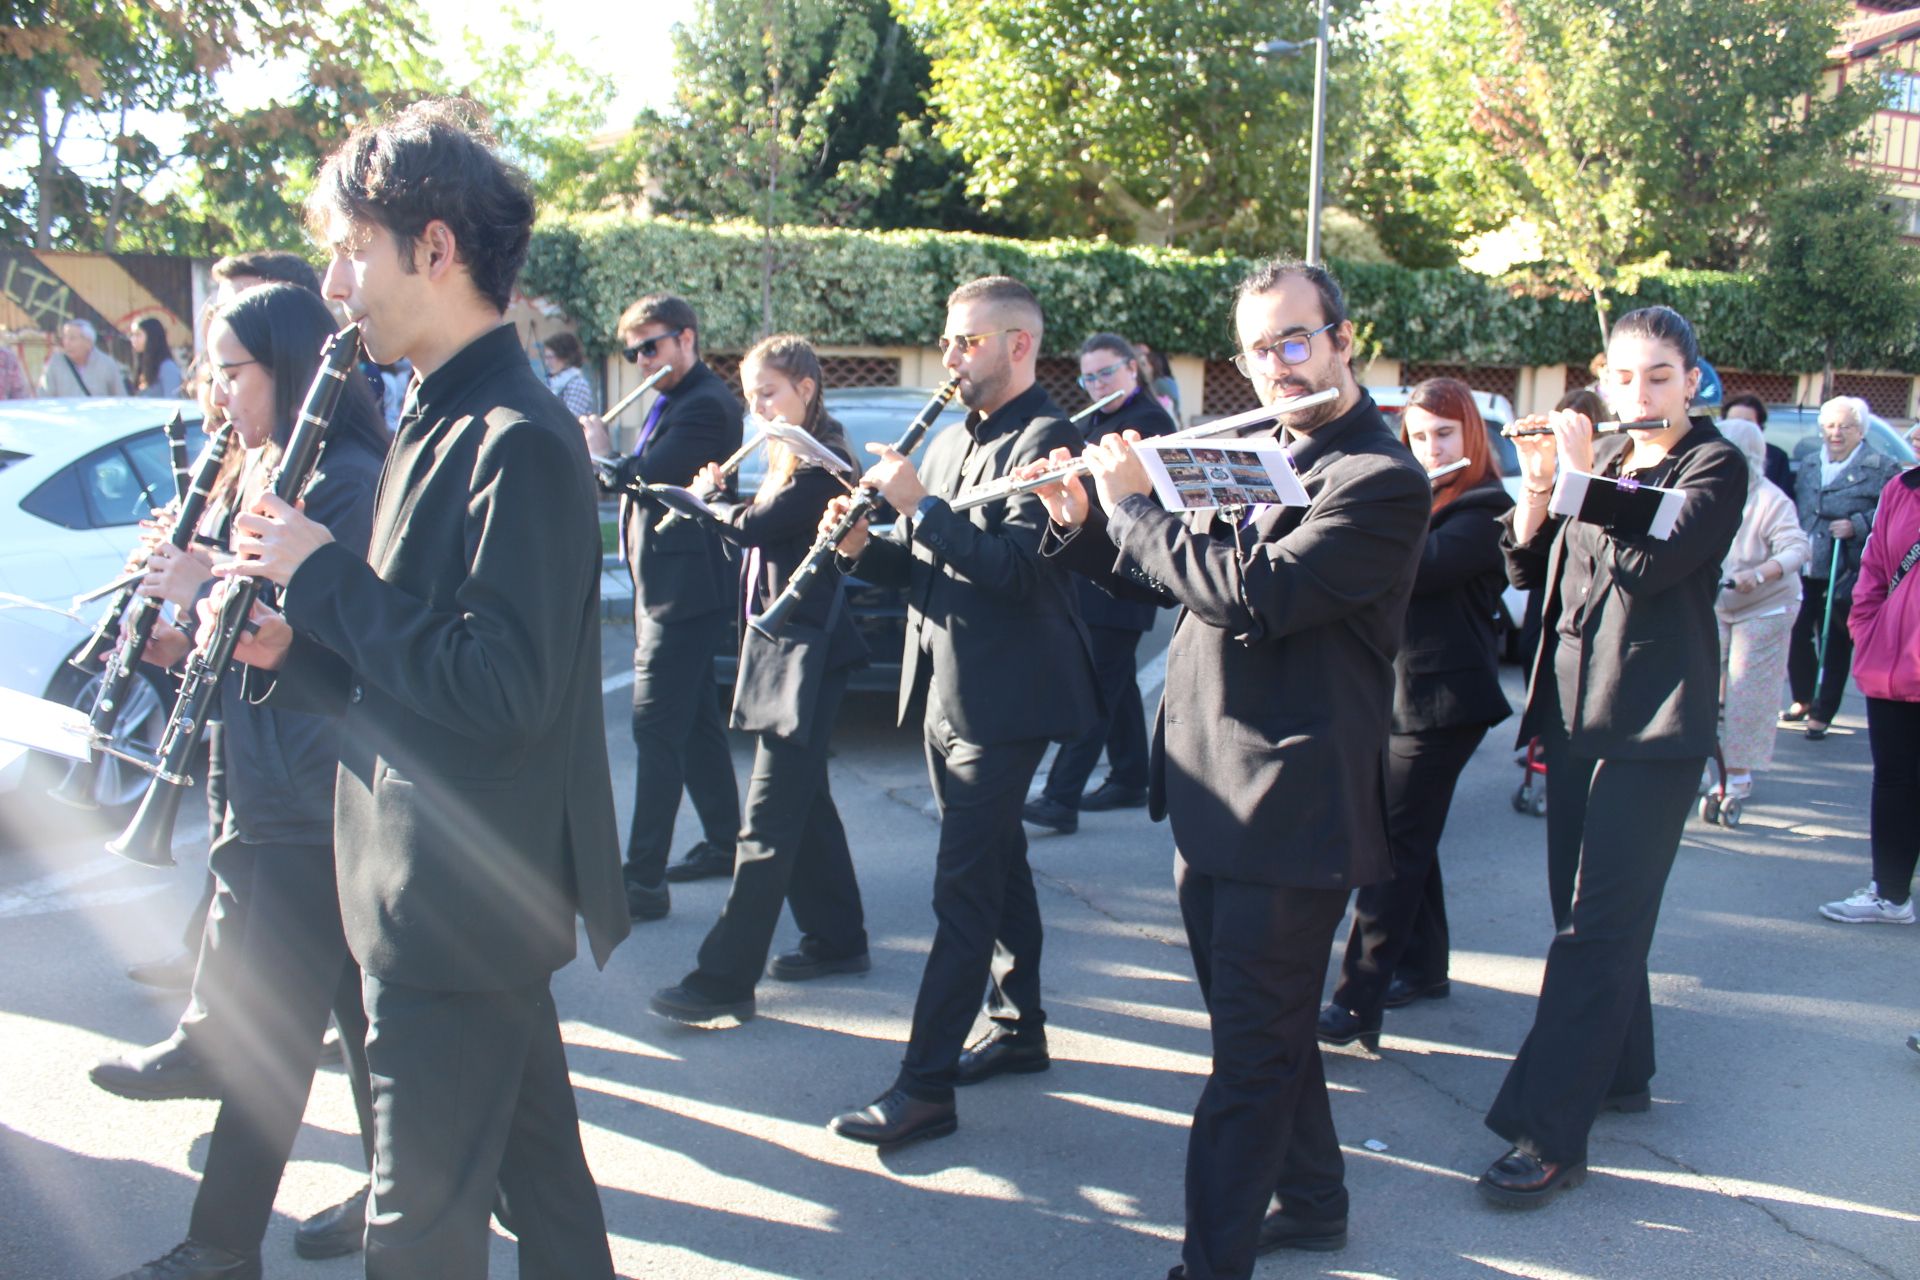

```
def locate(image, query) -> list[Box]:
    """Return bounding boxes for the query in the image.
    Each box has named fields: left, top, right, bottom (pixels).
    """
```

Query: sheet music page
left=0, top=687, right=93, bottom=761
left=1133, top=438, right=1311, bottom=515
left=758, top=420, right=851, bottom=475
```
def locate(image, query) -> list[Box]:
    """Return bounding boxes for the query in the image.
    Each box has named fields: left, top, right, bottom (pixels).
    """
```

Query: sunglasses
left=937, top=328, right=1021, bottom=356
left=1230, top=322, right=1335, bottom=377
left=1077, top=360, right=1130, bottom=388
left=623, top=328, right=685, bottom=363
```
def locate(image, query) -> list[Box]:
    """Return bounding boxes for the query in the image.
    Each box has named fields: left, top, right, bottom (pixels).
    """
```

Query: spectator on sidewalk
left=543, top=331, right=597, bottom=417
left=130, top=317, right=183, bottom=398
left=1722, top=393, right=1794, bottom=494
left=0, top=345, right=29, bottom=399
left=38, top=319, right=129, bottom=397
left=1818, top=461, right=1920, bottom=926
left=1711, top=417, right=1809, bottom=810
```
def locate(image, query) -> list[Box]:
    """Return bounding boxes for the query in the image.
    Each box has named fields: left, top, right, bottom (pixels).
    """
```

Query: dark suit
left=264, top=323, right=627, bottom=1278
left=1331, top=479, right=1513, bottom=1021
left=615, top=359, right=744, bottom=886
left=685, top=426, right=871, bottom=999
left=1787, top=442, right=1904, bottom=722
left=846, top=382, right=1099, bottom=1098
left=1489, top=419, right=1744, bottom=1167
left=1047, top=392, right=1429, bottom=1280
left=1041, top=390, right=1177, bottom=807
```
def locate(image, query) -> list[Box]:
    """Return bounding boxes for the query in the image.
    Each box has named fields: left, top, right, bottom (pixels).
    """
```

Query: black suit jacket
left=1391, top=479, right=1514, bottom=735
left=1077, top=391, right=1177, bottom=633
left=262, top=324, right=628, bottom=992
left=617, top=360, right=743, bottom=624
left=1507, top=419, right=1746, bottom=758
left=848, top=382, right=1100, bottom=746
left=1047, top=392, right=1429, bottom=889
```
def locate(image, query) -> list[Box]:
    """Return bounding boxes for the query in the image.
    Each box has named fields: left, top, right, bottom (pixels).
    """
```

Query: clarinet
left=66, top=410, right=197, bottom=676
left=107, top=325, right=362, bottom=867
left=751, top=377, right=960, bottom=640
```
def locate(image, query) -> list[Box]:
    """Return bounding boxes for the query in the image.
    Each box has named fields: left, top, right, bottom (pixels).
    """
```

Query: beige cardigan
left=1716, top=478, right=1810, bottom=623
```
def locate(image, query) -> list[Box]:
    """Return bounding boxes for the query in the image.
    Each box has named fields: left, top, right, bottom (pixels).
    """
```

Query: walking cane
left=1812, top=535, right=1843, bottom=701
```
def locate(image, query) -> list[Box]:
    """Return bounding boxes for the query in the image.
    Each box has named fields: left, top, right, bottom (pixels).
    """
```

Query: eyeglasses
left=211, top=360, right=259, bottom=392
left=937, top=328, right=1021, bottom=356
left=1077, top=361, right=1129, bottom=388
left=623, top=328, right=685, bottom=363
left=1230, top=322, right=1336, bottom=377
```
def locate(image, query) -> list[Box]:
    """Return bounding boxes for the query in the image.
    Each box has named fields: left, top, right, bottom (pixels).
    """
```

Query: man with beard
left=1033, top=260, right=1429, bottom=1279
left=819, top=275, right=1100, bottom=1147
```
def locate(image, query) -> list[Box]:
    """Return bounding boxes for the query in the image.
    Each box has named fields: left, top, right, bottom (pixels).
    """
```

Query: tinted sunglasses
left=624, top=328, right=685, bottom=363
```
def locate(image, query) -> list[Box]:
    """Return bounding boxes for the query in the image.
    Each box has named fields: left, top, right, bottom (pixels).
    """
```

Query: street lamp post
left=1256, top=0, right=1331, bottom=266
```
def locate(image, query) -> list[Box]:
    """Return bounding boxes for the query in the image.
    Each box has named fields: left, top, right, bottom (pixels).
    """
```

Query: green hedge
left=522, top=214, right=1920, bottom=374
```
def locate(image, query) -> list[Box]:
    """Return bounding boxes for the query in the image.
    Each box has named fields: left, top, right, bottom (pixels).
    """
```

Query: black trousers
left=1176, top=856, right=1350, bottom=1280
left=896, top=682, right=1050, bottom=1101
left=361, top=975, right=613, bottom=1280
left=173, top=723, right=231, bottom=1052
left=1868, top=697, right=1920, bottom=906
left=1041, top=624, right=1149, bottom=806
left=1331, top=725, right=1485, bottom=1020
left=1485, top=739, right=1701, bottom=1166
left=626, top=611, right=741, bottom=886
left=1788, top=575, right=1855, bottom=723
left=688, top=666, right=866, bottom=1000
left=186, top=838, right=374, bottom=1256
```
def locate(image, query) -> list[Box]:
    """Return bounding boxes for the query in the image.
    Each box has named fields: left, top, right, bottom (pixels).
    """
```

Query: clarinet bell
left=47, top=756, right=101, bottom=811
left=106, top=775, right=185, bottom=868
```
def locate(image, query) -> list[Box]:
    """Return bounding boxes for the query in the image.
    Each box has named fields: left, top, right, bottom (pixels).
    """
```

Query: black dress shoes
left=1256, top=1208, right=1348, bottom=1254
left=91, top=1038, right=218, bottom=1101
left=1383, top=976, right=1451, bottom=1008
left=650, top=981, right=756, bottom=1028
left=954, top=1026, right=1051, bottom=1085
left=109, top=1240, right=261, bottom=1279
left=829, top=1088, right=957, bottom=1147
left=766, top=949, right=871, bottom=982
left=1315, top=1004, right=1382, bottom=1052
left=1477, top=1148, right=1587, bottom=1208
left=624, top=875, right=670, bottom=922
left=125, top=950, right=196, bottom=992
left=1021, top=795, right=1078, bottom=834
left=294, top=1183, right=368, bottom=1259
left=663, top=839, right=737, bottom=883
left=1080, top=780, right=1148, bottom=811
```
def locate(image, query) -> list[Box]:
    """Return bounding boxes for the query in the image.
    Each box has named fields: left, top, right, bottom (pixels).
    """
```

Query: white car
left=0, top=398, right=208, bottom=810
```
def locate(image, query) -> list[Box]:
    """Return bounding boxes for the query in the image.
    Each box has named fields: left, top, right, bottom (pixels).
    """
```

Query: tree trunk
left=1822, top=339, right=1836, bottom=404
left=760, top=0, right=779, bottom=337
left=103, top=100, right=131, bottom=253
left=1592, top=289, right=1612, bottom=352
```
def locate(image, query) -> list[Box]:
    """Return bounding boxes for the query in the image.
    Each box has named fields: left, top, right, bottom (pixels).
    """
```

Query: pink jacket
left=1850, top=468, right=1920, bottom=702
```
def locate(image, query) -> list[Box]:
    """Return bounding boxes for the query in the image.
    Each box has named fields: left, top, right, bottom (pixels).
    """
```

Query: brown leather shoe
left=1477, top=1148, right=1586, bottom=1208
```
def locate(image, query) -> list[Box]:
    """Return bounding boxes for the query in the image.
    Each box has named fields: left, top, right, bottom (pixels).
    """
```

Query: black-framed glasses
left=623, top=328, right=685, bottom=363
left=1230, top=322, right=1335, bottom=377
left=937, top=328, right=1021, bottom=356
left=1077, top=360, right=1129, bottom=388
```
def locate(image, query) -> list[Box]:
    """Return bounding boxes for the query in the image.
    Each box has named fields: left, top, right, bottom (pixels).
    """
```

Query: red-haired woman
left=1318, top=377, right=1512, bottom=1049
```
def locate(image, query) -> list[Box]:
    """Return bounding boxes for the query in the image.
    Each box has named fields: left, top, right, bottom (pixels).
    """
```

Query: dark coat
left=1793, top=441, right=1904, bottom=590
left=849, top=382, right=1101, bottom=746
left=617, top=360, right=743, bottom=624
left=217, top=430, right=383, bottom=845
left=1047, top=391, right=1431, bottom=889
left=261, top=324, right=628, bottom=992
left=709, top=419, right=869, bottom=734
left=1507, top=419, right=1746, bottom=758
left=1391, top=478, right=1514, bottom=735
left=1076, top=390, right=1177, bottom=633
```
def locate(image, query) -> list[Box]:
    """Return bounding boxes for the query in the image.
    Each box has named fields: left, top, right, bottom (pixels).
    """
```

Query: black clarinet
left=108, top=325, right=362, bottom=867
left=167, top=410, right=191, bottom=504
left=751, top=377, right=960, bottom=639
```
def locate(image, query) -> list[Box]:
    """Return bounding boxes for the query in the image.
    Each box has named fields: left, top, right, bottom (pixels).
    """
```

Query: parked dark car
left=714, top=386, right=967, bottom=695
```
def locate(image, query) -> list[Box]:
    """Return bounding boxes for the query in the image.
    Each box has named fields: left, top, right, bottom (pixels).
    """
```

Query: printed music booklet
left=1549, top=470, right=1685, bottom=540
left=1132, top=437, right=1311, bottom=515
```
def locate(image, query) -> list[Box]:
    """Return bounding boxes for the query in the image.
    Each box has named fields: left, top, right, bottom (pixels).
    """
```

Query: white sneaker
left=1818, top=888, right=1916, bottom=925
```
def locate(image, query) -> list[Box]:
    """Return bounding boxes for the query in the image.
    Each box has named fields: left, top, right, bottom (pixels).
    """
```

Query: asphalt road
left=1, top=618, right=1914, bottom=1280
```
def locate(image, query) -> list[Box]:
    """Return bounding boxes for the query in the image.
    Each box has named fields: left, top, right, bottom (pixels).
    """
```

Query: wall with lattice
left=1717, top=369, right=1799, bottom=407
left=1833, top=372, right=1914, bottom=420
left=1402, top=363, right=1521, bottom=406
left=1201, top=359, right=1261, bottom=416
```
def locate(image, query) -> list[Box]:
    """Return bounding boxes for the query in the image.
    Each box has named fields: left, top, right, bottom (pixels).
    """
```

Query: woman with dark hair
left=131, top=316, right=183, bottom=398
left=650, top=333, right=871, bottom=1027
left=103, top=282, right=389, bottom=1280
left=1476, top=305, right=1745, bottom=1208
left=542, top=330, right=596, bottom=416
left=1318, top=377, right=1512, bottom=1050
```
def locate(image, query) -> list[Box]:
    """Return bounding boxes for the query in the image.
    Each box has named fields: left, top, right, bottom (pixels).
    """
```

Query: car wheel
left=43, top=660, right=172, bottom=820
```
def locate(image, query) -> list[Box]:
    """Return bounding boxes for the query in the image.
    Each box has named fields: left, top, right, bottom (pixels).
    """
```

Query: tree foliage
left=898, top=0, right=1354, bottom=254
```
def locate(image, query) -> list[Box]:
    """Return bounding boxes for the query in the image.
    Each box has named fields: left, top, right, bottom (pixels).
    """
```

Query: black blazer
left=1507, top=419, right=1746, bottom=758
left=848, top=382, right=1101, bottom=746
left=261, top=324, right=628, bottom=992
left=1047, top=392, right=1431, bottom=889
left=710, top=420, right=870, bottom=723
left=1392, top=479, right=1514, bottom=735
left=1076, top=391, right=1177, bottom=633
left=616, top=360, right=743, bottom=624
left=217, top=430, right=384, bottom=846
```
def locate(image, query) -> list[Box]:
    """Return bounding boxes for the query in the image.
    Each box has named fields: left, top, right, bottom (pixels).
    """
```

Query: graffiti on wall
left=0, top=251, right=197, bottom=386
